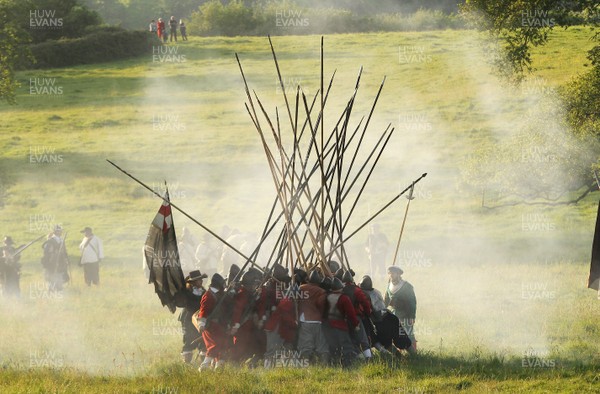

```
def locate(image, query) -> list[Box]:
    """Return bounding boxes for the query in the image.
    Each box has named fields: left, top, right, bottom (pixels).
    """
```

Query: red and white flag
left=144, top=190, right=186, bottom=313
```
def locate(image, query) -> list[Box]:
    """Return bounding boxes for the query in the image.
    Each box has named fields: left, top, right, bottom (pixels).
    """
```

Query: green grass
left=1, top=28, right=600, bottom=392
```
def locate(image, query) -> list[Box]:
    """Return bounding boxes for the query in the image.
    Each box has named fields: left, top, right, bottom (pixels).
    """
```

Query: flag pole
left=106, top=159, right=263, bottom=272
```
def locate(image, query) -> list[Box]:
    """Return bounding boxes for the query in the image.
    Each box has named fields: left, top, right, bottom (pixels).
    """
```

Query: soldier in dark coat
left=180, top=270, right=207, bottom=363
left=0, top=236, right=22, bottom=297
left=41, top=226, right=70, bottom=291
left=384, top=266, right=417, bottom=354
left=359, top=275, right=411, bottom=354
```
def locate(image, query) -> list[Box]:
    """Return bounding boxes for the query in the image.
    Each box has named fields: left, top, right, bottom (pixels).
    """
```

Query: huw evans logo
left=152, top=46, right=186, bottom=63
left=29, top=10, right=63, bottom=29
left=29, top=281, right=64, bottom=300
left=275, top=10, right=309, bottom=27
left=399, top=46, right=432, bottom=64
left=521, top=9, right=556, bottom=27
left=521, top=349, right=555, bottom=368
left=28, top=214, right=61, bottom=233
left=29, top=78, right=63, bottom=96
left=29, top=350, right=64, bottom=367
left=29, top=146, right=63, bottom=164
left=152, top=113, right=186, bottom=132
left=521, top=213, right=556, bottom=232
left=275, top=77, right=309, bottom=96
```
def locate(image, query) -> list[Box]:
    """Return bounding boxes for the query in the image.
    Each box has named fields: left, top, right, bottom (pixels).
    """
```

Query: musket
left=11, top=234, right=46, bottom=258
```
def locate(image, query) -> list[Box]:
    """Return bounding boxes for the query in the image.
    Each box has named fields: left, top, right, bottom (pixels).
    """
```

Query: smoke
left=2, top=29, right=596, bottom=377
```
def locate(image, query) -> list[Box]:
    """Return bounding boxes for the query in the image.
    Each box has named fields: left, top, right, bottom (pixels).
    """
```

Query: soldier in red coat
left=197, top=273, right=228, bottom=371
left=262, top=264, right=297, bottom=367
left=297, top=270, right=329, bottom=363
left=341, top=270, right=373, bottom=360
left=230, top=269, right=263, bottom=363
left=326, top=277, right=359, bottom=368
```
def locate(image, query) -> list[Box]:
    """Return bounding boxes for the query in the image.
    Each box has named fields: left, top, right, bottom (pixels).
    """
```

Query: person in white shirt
left=79, top=227, right=104, bottom=286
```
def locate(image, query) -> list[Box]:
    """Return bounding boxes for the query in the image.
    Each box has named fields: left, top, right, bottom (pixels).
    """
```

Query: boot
left=198, top=356, right=214, bottom=372
left=181, top=351, right=193, bottom=364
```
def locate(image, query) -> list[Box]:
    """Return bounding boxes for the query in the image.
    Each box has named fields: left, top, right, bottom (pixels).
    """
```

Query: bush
left=23, top=28, right=161, bottom=69
left=188, top=0, right=464, bottom=37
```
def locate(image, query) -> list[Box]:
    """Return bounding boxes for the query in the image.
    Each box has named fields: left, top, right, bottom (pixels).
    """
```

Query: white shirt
left=79, top=235, right=104, bottom=264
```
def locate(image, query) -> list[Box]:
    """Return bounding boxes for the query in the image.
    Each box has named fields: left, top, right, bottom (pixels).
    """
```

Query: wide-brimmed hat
left=80, top=227, right=92, bottom=234
left=387, top=266, right=404, bottom=275
left=186, top=270, right=208, bottom=282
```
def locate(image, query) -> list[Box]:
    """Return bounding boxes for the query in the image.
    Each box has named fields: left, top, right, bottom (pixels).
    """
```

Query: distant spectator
left=169, top=16, right=178, bottom=42
left=179, top=19, right=187, bottom=41
left=157, top=18, right=166, bottom=42
left=149, top=19, right=157, bottom=33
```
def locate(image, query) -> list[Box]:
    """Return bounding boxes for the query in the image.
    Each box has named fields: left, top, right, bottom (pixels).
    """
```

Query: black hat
left=272, top=263, right=291, bottom=283
left=308, top=270, right=322, bottom=284
left=328, top=260, right=340, bottom=274
left=359, top=275, right=373, bottom=291
left=186, top=270, right=208, bottom=282
left=210, top=273, right=226, bottom=289
left=293, top=268, right=308, bottom=284
left=342, top=270, right=353, bottom=284
left=241, top=268, right=262, bottom=286
left=227, top=264, right=241, bottom=285
left=3, top=236, right=14, bottom=245
left=334, top=268, right=344, bottom=280
left=320, top=276, right=332, bottom=291
left=331, top=277, right=343, bottom=291
left=80, top=227, right=92, bottom=234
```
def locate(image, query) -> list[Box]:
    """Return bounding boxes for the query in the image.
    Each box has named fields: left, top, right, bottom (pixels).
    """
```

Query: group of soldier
left=177, top=258, right=417, bottom=370
left=0, top=225, right=104, bottom=297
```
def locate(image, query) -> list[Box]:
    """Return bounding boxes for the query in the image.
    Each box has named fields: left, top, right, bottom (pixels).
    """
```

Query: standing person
left=41, top=226, right=70, bottom=291
left=340, top=270, right=372, bottom=360
left=325, top=277, right=360, bottom=368
left=157, top=18, right=166, bottom=42
left=0, top=236, right=22, bottom=297
left=169, top=16, right=178, bottom=42
left=230, top=269, right=263, bottom=364
left=365, top=224, right=389, bottom=279
left=149, top=19, right=157, bottom=33
left=180, top=270, right=207, bottom=363
left=297, top=270, right=329, bottom=364
left=79, top=227, right=103, bottom=287
left=384, top=266, right=417, bottom=354
left=179, top=19, right=187, bottom=41
left=197, top=273, right=228, bottom=371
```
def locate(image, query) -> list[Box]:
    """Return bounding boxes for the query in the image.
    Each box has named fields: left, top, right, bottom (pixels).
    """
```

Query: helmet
left=359, top=275, right=373, bottom=291
left=331, top=277, right=343, bottom=291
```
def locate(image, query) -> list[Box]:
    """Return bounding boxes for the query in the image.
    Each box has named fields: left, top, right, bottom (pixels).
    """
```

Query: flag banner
left=144, top=191, right=186, bottom=313
left=588, top=200, right=600, bottom=291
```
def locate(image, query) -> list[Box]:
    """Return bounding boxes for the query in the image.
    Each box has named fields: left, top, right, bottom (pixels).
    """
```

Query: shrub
left=23, top=28, right=160, bottom=69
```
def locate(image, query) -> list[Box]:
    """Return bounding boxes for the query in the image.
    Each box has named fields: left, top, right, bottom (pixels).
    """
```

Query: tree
left=460, top=0, right=600, bottom=205
left=0, top=0, right=32, bottom=104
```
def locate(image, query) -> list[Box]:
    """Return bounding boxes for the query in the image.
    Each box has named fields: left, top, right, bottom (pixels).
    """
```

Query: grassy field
left=1, top=28, right=599, bottom=392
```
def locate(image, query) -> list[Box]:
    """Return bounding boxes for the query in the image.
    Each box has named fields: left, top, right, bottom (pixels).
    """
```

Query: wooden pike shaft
left=392, top=182, right=415, bottom=266
left=106, top=159, right=263, bottom=272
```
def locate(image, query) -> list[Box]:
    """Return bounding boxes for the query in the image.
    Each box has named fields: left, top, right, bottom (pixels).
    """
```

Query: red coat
left=157, top=20, right=165, bottom=36
left=328, top=293, right=359, bottom=331
left=344, top=284, right=372, bottom=317
left=264, top=297, right=297, bottom=343
left=199, top=289, right=228, bottom=359
left=298, top=283, right=326, bottom=321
